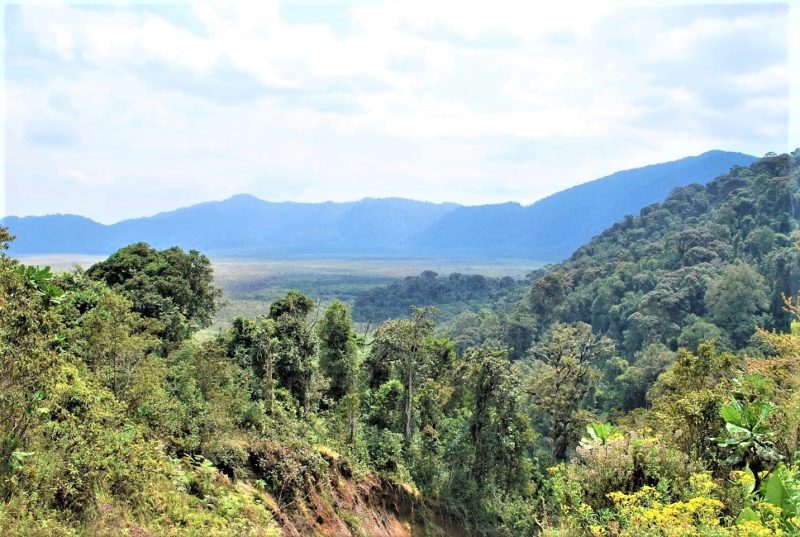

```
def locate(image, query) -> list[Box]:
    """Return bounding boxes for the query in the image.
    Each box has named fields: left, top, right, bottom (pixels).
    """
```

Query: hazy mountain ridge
left=410, top=149, right=758, bottom=259
left=3, top=150, right=756, bottom=260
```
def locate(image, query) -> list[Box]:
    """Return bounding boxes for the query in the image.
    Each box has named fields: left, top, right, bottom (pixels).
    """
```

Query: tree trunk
left=111, top=336, right=119, bottom=397
left=404, top=364, right=413, bottom=447
left=302, top=350, right=312, bottom=416
left=265, top=348, right=274, bottom=415
left=303, top=373, right=311, bottom=416
left=552, top=419, right=569, bottom=461
left=346, top=397, right=356, bottom=445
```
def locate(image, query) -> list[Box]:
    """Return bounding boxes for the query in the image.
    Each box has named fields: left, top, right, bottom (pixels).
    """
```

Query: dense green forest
left=2, top=151, right=800, bottom=536
left=431, top=152, right=800, bottom=362
left=352, top=271, right=524, bottom=324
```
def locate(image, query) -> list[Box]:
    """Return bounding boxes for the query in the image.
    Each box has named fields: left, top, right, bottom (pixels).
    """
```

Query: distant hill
left=410, top=150, right=757, bottom=259
left=3, top=197, right=459, bottom=257
left=2, top=150, right=757, bottom=261
left=0, top=214, right=110, bottom=254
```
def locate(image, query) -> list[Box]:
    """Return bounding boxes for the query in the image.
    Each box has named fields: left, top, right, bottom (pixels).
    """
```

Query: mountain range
left=2, top=150, right=757, bottom=261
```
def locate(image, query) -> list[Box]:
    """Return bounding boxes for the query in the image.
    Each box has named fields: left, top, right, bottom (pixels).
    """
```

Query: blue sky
left=3, top=0, right=794, bottom=223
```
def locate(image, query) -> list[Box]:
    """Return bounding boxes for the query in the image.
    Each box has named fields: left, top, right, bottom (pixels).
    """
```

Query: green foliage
left=760, top=465, right=800, bottom=529
left=268, top=291, right=317, bottom=414
left=363, top=427, right=405, bottom=473
left=446, top=305, right=536, bottom=359
left=13, top=264, right=62, bottom=305
left=366, top=306, right=439, bottom=446
left=736, top=464, right=800, bottom=534
left=645, top=342, right=741, bottom=462
left=527, top=322, right=615, bottom=461
left=0, top=250, right=62, bottom=483
left=706, top=263, right=770, bottom=348
left=613, top=343, right=676, bottom=410
left=3, top=151, right=800, bottom=537
left=677, top=315, right=726, bottom=352
left=73, top=287, right=157, bottom=397
left=317, top=300, right=359, bottom=404
left=353, top=270, right=522, bottom=324
left=462, top=348, right=534, bottom=493
left=514, top=152, right=800, bottom=373
left=717, top=398, right=782, bottom=480
left=582, top=422, right=616, bottom=447
left=87, top=242, right=220, bottom=350
left=28, top=363, right=156, bottom=514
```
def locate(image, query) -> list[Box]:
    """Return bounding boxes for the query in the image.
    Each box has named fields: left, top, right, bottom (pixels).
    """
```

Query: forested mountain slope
left=433, top=152, right=799, bottom=363
left=3, top=150, right=754, bottom=260
left=471, top=151, right=798, bottom=360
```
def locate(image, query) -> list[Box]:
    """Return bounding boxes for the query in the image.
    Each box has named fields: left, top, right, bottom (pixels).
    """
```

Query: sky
left=2, top=0, right=796, bottom=224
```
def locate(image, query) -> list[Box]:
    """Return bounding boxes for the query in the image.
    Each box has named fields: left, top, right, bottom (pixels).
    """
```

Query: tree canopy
left=86, top=242, right=220, bottom=348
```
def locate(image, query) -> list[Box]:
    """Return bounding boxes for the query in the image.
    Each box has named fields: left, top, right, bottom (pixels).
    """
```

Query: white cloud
left=3, top=1, right=790, bottom=223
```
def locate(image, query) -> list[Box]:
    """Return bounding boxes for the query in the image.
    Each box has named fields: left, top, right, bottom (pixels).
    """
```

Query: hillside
left=533, top=151, right=799, bottom=355
left=437, top=151, right=800, bottom=374
left=2, top=150, right=755, bottom=260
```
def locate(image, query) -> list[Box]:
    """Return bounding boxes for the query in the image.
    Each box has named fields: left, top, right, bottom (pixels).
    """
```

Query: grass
left=210, top=257, right=539, bottom=332
left=15, top=254, right=107, bottom=271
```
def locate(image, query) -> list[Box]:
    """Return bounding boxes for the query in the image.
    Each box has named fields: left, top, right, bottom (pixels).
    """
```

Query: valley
left=3, top=3, right=791, bottom=534
left=17, top=254, right=538, bottom=332
left=4, top=152, right=800, bottom=536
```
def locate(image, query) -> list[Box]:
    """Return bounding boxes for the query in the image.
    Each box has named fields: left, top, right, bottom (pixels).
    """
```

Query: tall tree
left=526, top=322, right=614, bottom=461
left=705, top=262, right=769, bottom=347
left=463, top=348, right=532, bottom=491
left=269, top=292, right=317, bottom=414
left=79, top=289, right=156, bottom=397
left=252, top=318, right=279, bottom=415
left=368, top=307, right=437, bottom=447
left=317, top=300, right=359, bottom=403
left=87, top=243, right=220, bottom=350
